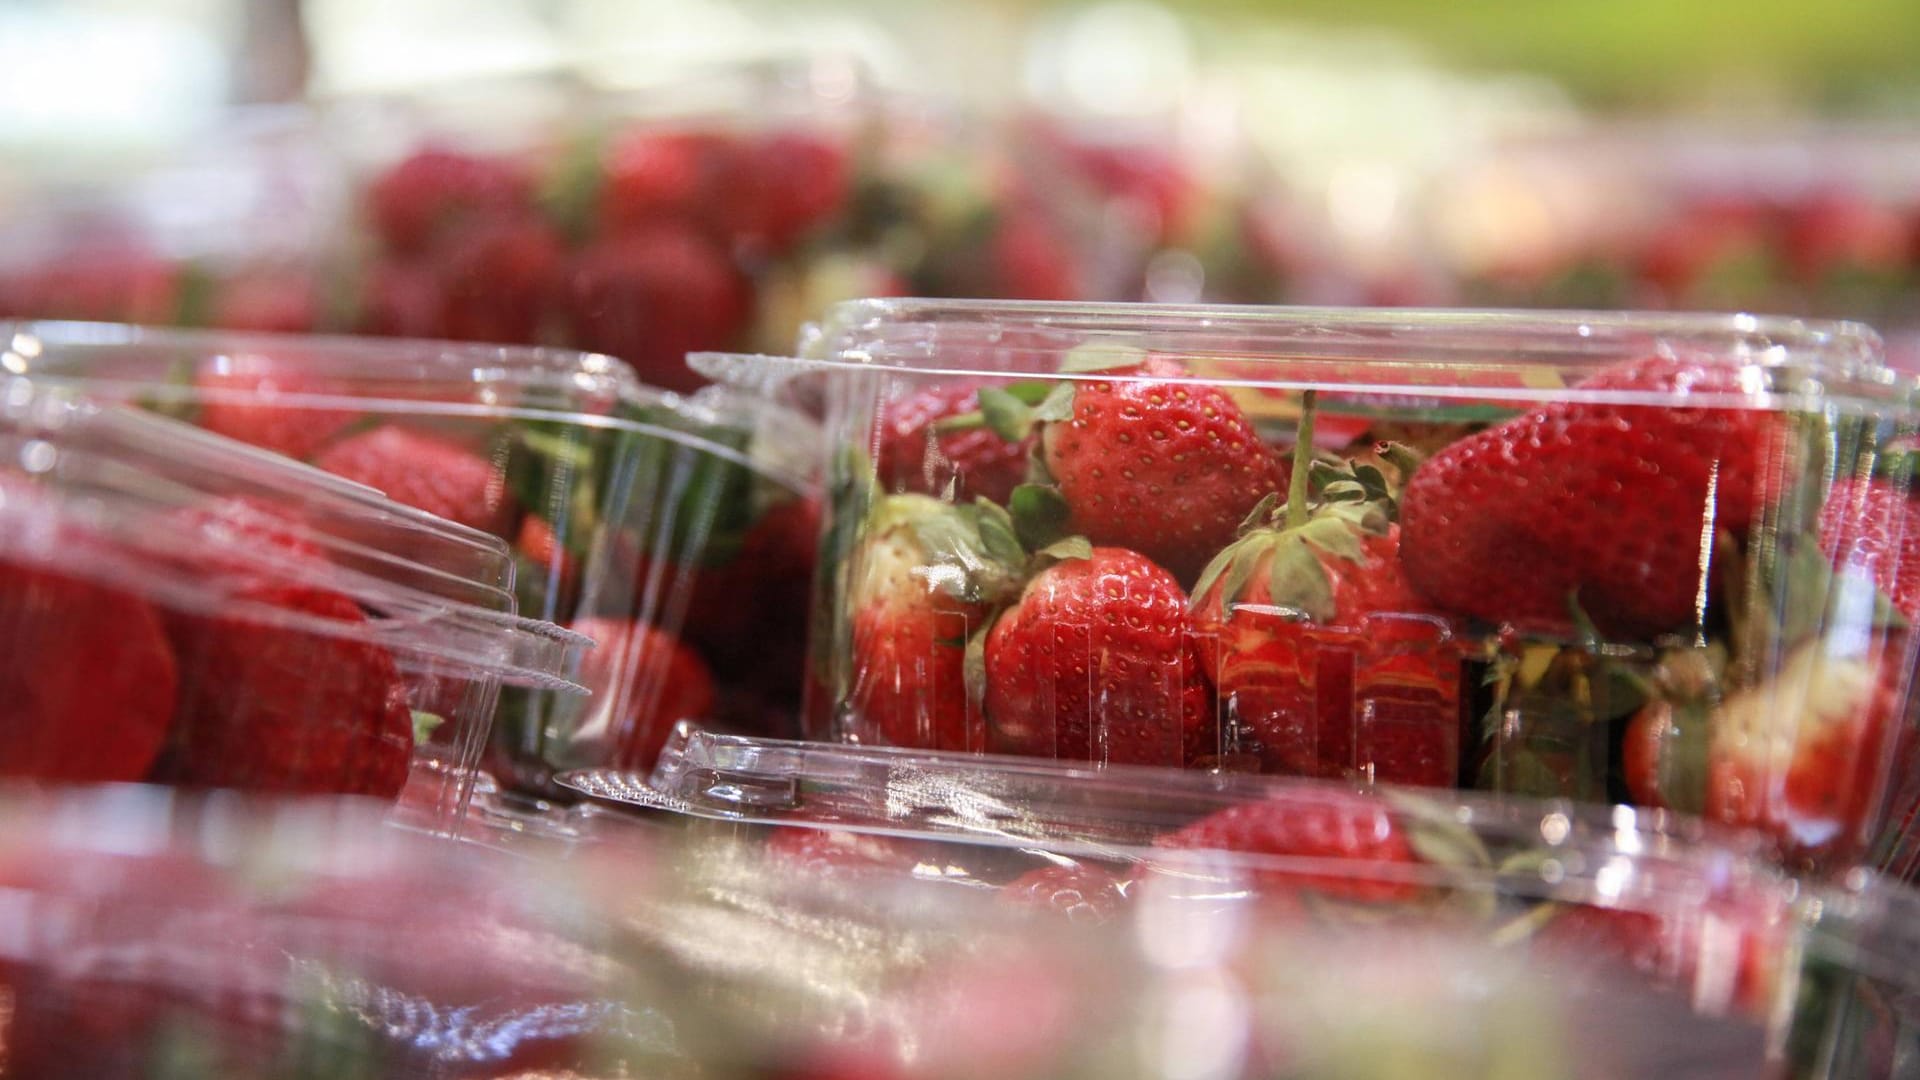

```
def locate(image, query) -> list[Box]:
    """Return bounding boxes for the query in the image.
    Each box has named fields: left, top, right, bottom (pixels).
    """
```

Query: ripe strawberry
left=434, top=215, right=562, bottom=345
left=366, top=147, right=532, bottom=256
left=681, top=495, right=820, bottom=702
left=875, top=380, right=1033, bottom=505
left=0, top=560, right=177, bottom=782
left=1193, top=411, right=1459, bottom=784
left=598, top=129, right=734, bottom=234
left=516, top=514, right=576, bottom=601
left=1034, top=353, right=1284, bottom=583
left=356, top=258, right=445, bottom=338
left=988, top=209, right=1082, bottom=301
left=1633, top=198, right=1772, bottom=301
left=1779, top=190, right=1910, bottom=283
left=1399, top=353, right=1780, bottom=638
left=1704, top=641, right=1906, bottom=864
left=998, top=862, right=1126, bottom=923
left=194, top=352, right=363, bottom=461
left=159, top=584, right=414, bottom=796
left=846, top=495, right=1001, bottom=752
left=1818, top=477, right=1920, bottom=619
left=1147, top=789, right=1437, bottom=904
left=560, top=225, right=751, bottom=393
left=1058, top=137, right=1193, bottom=246
left=569, top=617, right=715, bottom=772
left=984, top=545, right=1212, bottom=766
left=728, top=131, right=851, bottom=254
left=313, top=425, right=516, bottom=536
left=4, top=245, right=183, bottom=323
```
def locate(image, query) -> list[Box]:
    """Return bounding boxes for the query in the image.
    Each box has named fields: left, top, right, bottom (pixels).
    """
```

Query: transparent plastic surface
left=704, top=299, right=1919, bottom=874
left=0, top=322, right=811, bottom=797
left=0, top=381, right=587, bottom=826
left=0, top=782, right=1778, bottom=1079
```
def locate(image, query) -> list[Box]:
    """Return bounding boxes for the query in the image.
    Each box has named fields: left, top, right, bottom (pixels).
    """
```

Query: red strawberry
left=356, top=258, right=445, bottom=338
left=1035, top=353, right=1284, bottom=583
left=1703, top=640, right=1906, bottom=864
left=1779, top=190, right=1910, bottom=283
left=680, top=495, right=820, bottom=703
left=159, top=584, right=414, bottom=796
left=560, top=225, right=751, bottom=393
left=516, top=514, right=576, bottom=601
left=1818, top=477, right=1920, bottom=619
left=998, top=862, right=1126, bottom=923
left=875, top=380, right=1033, bottom=505
left=1633, top=198, right=1771, bottom=301
left=729, top=131, right=851, bottom=254
left=207, top=271, right=320, bottom=333
left=1400, top=354, right=1781, bottom=638
left=845, top=495, right=999, bottom=752
left=5, top=245, right=183, bottom=323
left=988, top=209, right=1081, bottom=301
left=1059, top=138, right=1193, bottom=246
left=984, top=546, right=1212, bottom=766
left=569, top=617, right=715, bottom=772
left=598, top=129, right=734, bottom=234
left=434, top=216, right=562, bottom=345
left=0, top=560, right=177, bottom=782
left=1192, top=413, right=1460, bottom=786
left=313, top=426, right=516, bottom=535
left=194, top=352, right=363, bottom=461
left=366, top=147, right=532, bottom=256
left=1147, top=790, right=1437, bottom=904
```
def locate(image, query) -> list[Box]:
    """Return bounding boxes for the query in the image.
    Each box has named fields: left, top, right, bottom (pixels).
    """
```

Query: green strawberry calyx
left=1189, top=390, right=1398, bottom=623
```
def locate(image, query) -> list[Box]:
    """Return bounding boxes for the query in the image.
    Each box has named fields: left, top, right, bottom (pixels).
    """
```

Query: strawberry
left=1399, top=353, right=1781, bottom=638
left=3, top=245, right=183, bottom=323
left=1779, top=190, right=1910, bottom=284
left=728, top=131, right=851, bottom=255
left=516, top=513, right=576, bottom=601
left=569, top=617, right=715, bottom=772
left=1147, top=789, right=1453, bottom=905
left=366, top=147, right=532, bottom=256
left=194, top=352, right=364, bottom=461
left=1705, top=640, right=1906, bottom=863
left=987, top=209, right=1082, bottom=301
left=597, top=129, right=734, bottom=235
left=845, top=495, right=1003, bottom=752
left=1818, top=477, right=1920, bottom=619
left=313, top=425, right=517, bottom=536
left=1057, top=137, right=1193, bottom=246
left=434, top=215, right=563, bottom=345
left=1192, top=414, right=1460, bottom=786
left=983, top=545, right=1212, bottom=766
left=560, top=225, right=751, bottom=393
left=355, top=258, right=445, bottom=339
left=875, top=380, right=1034, bottom=505
left=1633, top=199, right=1772, bottom=301
left=159, top=584, right=414, bottom=796
left=0, top=560, right=177, bottom=782
left=1025, top=351, right=1284, bottom=583
left=997, top=862, right=1126, bottom=923
left=680, top=495, right=820, bottom=703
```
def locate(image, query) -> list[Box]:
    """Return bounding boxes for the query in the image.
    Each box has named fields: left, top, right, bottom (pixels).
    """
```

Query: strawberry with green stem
left=980, top=346, right=1284, bottom=584
left=1191, top=390, right=1462, bottom=786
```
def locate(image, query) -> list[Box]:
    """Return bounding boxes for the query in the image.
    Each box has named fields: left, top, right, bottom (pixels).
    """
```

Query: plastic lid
left=784, top=298, right=1895, bottom=409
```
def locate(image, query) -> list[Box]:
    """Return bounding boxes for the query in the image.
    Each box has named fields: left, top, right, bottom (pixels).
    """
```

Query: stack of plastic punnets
left=1, top=321, right=820, bottom=800
left=0, top=367, right=586, bottom=828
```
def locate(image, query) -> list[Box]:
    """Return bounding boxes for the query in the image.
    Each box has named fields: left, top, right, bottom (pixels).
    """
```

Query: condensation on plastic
left=2, top=321, right=818, bottom=798
left=695, top=299, right=1920, bottom=877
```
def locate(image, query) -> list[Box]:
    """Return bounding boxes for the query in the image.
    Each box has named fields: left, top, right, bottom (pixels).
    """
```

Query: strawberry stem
left=1286, top=389, right=1317, bottom=530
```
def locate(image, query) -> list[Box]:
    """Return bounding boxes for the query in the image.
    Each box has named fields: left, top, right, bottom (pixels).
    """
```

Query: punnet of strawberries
left=808, top=309, right=1920, bottom=875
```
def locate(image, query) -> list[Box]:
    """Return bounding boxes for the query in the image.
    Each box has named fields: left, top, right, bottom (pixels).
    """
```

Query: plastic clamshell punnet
left=699, top=299, right=1919, bottom=877
left=2, top=321, right=818, bottom=798
left=0, top=376, right=588, bottom=828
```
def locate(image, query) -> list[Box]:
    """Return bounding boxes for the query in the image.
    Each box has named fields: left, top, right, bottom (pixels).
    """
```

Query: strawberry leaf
left=411, top=710, right=446, bottom=744
left=1219, top=537, right=1266, bottom=611
left=974, top=497, right=1027, bottom=567
left=1236, top=492, right=1281, bottom=535
left=976, top=387, right=1036, bottom=443
left=1385, top=790, right=1494, bottom=871
left=963, top=619, right=993, bottom=718
left=1009, top=483, right=1073, bottom=552
left=1035, top=536, right=1092, bottom=564
left=1268, top=536, right=1334, bottom=622
left=999, top=381, right=1056, bottom=407
left=1377, top=441, right=1425, bottom=479
left=1296, top=516, right=1365, bottom=564
left=1059, top=343, right=1147, bottom=374
left=1190, top=541, right=1240, bottom=610
left=1031, top=380, right=1078, bottom=423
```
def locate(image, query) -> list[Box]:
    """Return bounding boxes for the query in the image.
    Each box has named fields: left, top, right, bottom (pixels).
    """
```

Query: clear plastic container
left=697, top=298, right=1919, bottom=874
left=1, top=321, right=815, bottom=796
left=0, top=378, right=587, bottom=825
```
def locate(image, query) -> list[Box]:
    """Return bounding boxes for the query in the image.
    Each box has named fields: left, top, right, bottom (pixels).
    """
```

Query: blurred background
left=4, top=0, right=1920, bottom=366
